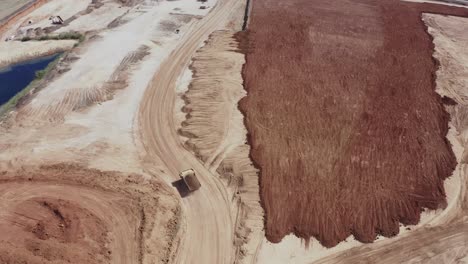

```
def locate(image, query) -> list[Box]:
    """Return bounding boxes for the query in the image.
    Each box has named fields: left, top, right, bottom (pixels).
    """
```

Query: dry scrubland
left=241, top=0, right=468, bottom=247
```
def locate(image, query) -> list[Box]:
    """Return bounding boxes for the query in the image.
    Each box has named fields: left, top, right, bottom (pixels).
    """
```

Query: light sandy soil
left=137, top=0, right=267, bottom=263
left=0, top=39, right=76, bottom=68
left=175, top=29, right=263, bottom=263
left=55, top=0, right=128, bottom=33
left=0, top=0, right=91, bottom=67
left=0, top=0, right=31, bottom=21
left=18, top=0, right=91, bottom=30
left=178, top=30, right=248, bottom=168
left=1, top=0, right=215, bottom=168
left=4, top=1, right=467, bottom=263
left=0, top=0, right=135, bottom=68
left=254, top=12, right=468, bottom=264
left=0, top=0, right=237, bottom=262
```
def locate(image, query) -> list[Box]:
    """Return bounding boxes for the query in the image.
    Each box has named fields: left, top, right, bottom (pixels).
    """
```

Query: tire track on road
left=138, top=0, right=244, bottom=263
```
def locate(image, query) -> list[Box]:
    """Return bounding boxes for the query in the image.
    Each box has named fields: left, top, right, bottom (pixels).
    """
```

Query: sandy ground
left=0, top=0, right=90, bottom=67
left=179, top=30, right=248, bottom=168
left=137, top=0, right=266, bottom=262
left=7, top=0, right=468, bottom=263
left=0, top=0, right=238, bottom=263
left=255, top=12, right=468, bottom=264
left=175, top=29, right=263, bottom=263
left=0, top=0, right=129, bottom=67
left=0, top=164, right=178, bottom=264
left=1, top=0, right=216, bottom=168
left=0, top=0, right=31, bottom=21
left=0, top=39, right=76, bottom=68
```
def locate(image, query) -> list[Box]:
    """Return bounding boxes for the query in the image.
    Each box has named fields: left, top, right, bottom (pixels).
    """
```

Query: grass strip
left=21, top=32, right=85, bottom=43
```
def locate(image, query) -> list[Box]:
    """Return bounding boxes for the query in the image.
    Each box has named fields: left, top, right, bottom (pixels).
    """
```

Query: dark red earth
left=239, top=0, right=468, bottom=247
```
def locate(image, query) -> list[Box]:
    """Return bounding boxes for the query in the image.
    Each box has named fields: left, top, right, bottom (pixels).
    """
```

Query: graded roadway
left=138, top=0, right=244, bottom=262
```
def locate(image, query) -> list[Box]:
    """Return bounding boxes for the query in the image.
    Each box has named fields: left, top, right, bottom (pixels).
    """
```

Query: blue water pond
left=0, top=54, right=60, bottom=106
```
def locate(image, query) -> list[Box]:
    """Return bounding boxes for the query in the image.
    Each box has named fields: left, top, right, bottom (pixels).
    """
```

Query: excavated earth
left=177, top=30, right=263, bottom=263
left=0, top=164, right=179, bottom=264
left=313, top=13, right=468, bottom=263
left=240, top=0, right=468, bottom=247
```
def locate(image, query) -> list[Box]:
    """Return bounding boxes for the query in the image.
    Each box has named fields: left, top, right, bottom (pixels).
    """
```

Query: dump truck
left=179, top=169, right=201, bottom=192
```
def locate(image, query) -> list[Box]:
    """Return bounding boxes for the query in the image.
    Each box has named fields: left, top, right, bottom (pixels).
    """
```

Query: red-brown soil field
left=239, top=0, right=468, bottom=247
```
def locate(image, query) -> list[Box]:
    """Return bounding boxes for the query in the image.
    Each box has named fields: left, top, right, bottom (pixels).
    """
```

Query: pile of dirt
left=0, top=163, right=179, bottom=264
left=177, top=30, right=263, bottom=263
left=179, top=30, right=246, bottom=166
left=240, top=0, right=468, bottom=247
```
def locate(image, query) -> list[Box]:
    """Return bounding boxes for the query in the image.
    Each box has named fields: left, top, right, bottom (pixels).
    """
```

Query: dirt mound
left=0, top=164, right=179, bottom=264
left=240, top=0, right=468, bottom=247
left=176, top=30, right=263, bottom=263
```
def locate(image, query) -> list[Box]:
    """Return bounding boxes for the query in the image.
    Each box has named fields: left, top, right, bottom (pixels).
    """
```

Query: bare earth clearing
left=0, top=164, right=177, bottom=264
left=176, top=29, right=263, bottom=262
left=0, top=0, right=31, bottom=22
left=241, top=0, right=468, bottom=250
left=0, top=0, right=267, bottom=263
left=2, top=0, right=468, bottom=263
left=0, top=0, right=244, bottom=263
left=306, top=12, right=468, bottom=264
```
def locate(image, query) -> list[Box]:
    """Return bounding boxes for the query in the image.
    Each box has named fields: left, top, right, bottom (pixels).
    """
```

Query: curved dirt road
left=138, top=0, right=243, bottom=263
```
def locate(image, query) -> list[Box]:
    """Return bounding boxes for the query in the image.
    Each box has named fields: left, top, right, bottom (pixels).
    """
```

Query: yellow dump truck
left=179, top=169, right=201, bottom=192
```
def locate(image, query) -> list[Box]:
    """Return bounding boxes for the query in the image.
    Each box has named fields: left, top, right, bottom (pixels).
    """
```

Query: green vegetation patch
left=21, top=32, right=85, bottom=43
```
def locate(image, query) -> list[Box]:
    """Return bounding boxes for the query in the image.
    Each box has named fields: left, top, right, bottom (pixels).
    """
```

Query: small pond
left=0, top=53, right=60, bottom=106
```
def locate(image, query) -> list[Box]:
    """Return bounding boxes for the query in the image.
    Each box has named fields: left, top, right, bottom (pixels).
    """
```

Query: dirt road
left=138, top=0, right=244, bottom=263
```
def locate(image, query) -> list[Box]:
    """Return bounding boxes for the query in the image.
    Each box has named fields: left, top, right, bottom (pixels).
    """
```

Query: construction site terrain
left=1, top=0, right=468, bottom=263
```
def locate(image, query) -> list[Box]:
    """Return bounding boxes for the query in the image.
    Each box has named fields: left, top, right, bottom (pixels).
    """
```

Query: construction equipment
left=179, top=169, right=201, bottom=192
left=49, top=16, right=64, bottom=25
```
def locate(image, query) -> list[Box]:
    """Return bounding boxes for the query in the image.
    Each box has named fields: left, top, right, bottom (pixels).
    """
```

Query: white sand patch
left=0, top=0, right=31, bottom=21
left=56, top=1, right=130, bottom=33
left=23, top=0, right=217, bottom=174
left=0, top=39, right=76, bottom=68
left=18, top=0, right=91, bottom=32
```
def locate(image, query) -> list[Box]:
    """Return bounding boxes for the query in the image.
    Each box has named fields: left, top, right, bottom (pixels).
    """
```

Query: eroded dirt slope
left=176, top=30, right=263, bottom=263
left=241, top=0, right=468, bottom=247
